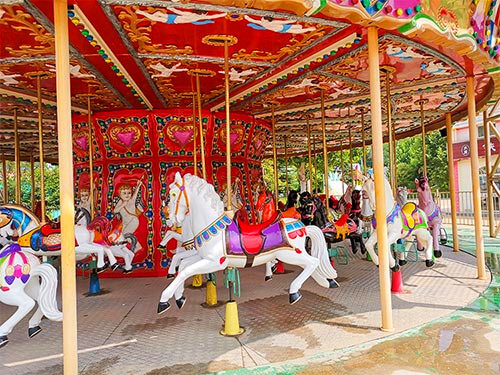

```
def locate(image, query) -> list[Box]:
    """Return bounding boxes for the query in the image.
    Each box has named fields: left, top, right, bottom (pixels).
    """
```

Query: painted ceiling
left=0, top=0, right=495, bottom=161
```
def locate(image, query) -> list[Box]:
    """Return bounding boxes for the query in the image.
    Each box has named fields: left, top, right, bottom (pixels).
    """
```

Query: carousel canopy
left=0, top=0, right=499, bottom=161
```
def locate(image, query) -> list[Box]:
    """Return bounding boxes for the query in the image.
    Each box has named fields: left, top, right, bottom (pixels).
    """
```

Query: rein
left=173, top=177, right=190, bottom=217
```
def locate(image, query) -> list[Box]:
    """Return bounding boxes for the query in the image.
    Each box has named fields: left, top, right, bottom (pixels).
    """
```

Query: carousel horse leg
left=265, top=262, right=273, bottom=282
left=158, top=258, right=224, bottom=314
left=349, top=236, right=358, bottom=254
left=415, top=228, right=434, bottom=267
left=76, top=244, right=107, bottom=271
left=0, top=290, right=36, bottom=347
left=173, top=254, right=202, bottom=308
left=275, top=250, right=319, bottom=304
left=101, top=245, right=119, bottom=271
left=431, top=220, right=443, bottom=258
left=25, top=279, right=44, bottom=338
left=386, top=230, right=400, bottom=272
left=168, top=249, right=197, bottom=278
left=364, top=231, right=380, bottom=266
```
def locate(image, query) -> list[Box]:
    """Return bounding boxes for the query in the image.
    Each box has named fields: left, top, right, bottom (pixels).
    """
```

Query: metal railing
left=407, top=191, right=500, bottom=227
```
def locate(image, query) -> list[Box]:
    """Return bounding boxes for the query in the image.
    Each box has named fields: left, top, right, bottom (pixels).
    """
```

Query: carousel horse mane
left=0, top=205, right=40, bottom=231
left=185, top=174, right=224, bottom=214
left=86, top=216, right=113, bottom=246
left=396, top=186, right=408, bottom=207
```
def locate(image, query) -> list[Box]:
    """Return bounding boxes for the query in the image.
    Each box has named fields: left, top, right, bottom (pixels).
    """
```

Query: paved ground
left=0, top=243, right=490, bottom=375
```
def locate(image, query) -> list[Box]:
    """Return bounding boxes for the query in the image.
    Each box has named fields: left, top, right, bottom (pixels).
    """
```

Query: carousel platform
left=0, top=247, right=490, bottom=375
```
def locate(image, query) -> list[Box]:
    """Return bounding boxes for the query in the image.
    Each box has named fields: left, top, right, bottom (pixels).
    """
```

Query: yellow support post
left=30, top=153, right=36, bottom=210
left=284, top=136, right=289, bottom=197
left=37, top=75, right=46, bottom=221
left=320, top=90, right=330, bottom=218
left=446, top=113, right=459, bottom=252
left=192, top=95, right=198, bottom=176
left=307, top=118, right=313, bottom=192
left=466, top=76, right=486, bottom=280
left=368, top=26, right=394, bottom=332
left=54, top=0, right=78, bottom=373
left=14, top=108, right=21, bottom=204
left=483, top=111, right=495, bottom=238
left=196, top=74, right=207, bottom=180
left=87, top=94, right=95, bottom=219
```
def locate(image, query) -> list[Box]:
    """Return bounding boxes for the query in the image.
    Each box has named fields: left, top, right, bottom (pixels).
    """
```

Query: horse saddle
left=401, top=202, right=419, bottom=231
left=225, top=211, right=292, bottom=261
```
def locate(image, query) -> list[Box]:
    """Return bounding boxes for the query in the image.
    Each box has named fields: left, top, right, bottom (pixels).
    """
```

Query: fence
left=406, top=191, right=500, bottom=227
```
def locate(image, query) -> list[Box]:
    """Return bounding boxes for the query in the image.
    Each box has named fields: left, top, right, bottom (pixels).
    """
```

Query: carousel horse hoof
left=391, top=264, right=400, bottom=273
left=265, top=275, right=273, bottom=282
left=157, top=301, right=171, bottom=314
left=417, top=247, right=424, bottom=252
left=122, top=268, right=133, bottom=274
left=96, top=263, right=109, bottom=274
left=28, top=326, right=42, bottom=338
left=399, top=259, right=408, bottom=266
left=361, top=247, right=366, bottom=255
left=111, top=263, right=120, bottom=272
left=352, top=247, right=358, bottom=255
left=426, top=260, right=435, bottom=268
left=328, top=279, right=340, bottom=288
left=434, top=250, right=442, bottom=258
left=176, top=296, right=186, bottom=309
left=0, top=336, right=8, bottom=348
left=289, top=291, right=302, bottom=305
left=271, top=265, right=277, bottom=273
left=167, top=273, right=175, bottom=279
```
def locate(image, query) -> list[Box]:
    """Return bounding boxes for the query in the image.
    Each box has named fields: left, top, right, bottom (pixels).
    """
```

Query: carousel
left=0, top=0, right=498, bottom=373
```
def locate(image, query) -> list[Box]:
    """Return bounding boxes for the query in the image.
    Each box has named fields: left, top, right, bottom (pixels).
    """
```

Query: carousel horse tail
left=87, top=216, right=112, bottom=246
left=31, top=262, right=63, bottom=321
left=306, top=225, right=337, bottom=281
left=124, top=233, right=138, bottom=253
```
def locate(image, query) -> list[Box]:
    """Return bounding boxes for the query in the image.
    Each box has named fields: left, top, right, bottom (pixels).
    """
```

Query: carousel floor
left=0, top=245, right=491, bottom=375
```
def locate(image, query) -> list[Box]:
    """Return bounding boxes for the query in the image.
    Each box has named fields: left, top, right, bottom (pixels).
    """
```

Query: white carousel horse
left=76, top=209, right=137, bottom=273
left=415, top=177, right=443, bottom=258
left=362, top=175, right=435, bottom=270
left=156, top=172, right=338, bottom=313
left=360, top=192, right=374, bottom=236
left=0, top=243, right=62, bottom=348
left=0, top=205, right=118, bottom=273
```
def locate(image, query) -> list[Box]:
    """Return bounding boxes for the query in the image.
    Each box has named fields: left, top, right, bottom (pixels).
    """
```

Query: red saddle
left=40, top=223, right=61, bottom=236
left=236, top=211, right=281, bottom=254
left=334, top=214, right=349, bottom=227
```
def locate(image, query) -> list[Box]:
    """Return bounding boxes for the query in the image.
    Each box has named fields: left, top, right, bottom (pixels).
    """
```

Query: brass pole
left=284, top=136, right=289, bottom=196
left=192, top=95, right=198, bottom=176
left=1, top=155, right=7, bottom=203
left=466, top=76, right=486, bottom=280
left=313, top=135, right=318, bottom=192
left=14, top=108, right=21, bottom=204
left=271, top=104, right=279, bottom=209
left=385, top=71, right=396, bottom=195
left=419, top=99, right=428, bottom=176
left=54, top=0, right=78, bottom=372
left=87, top=94, right=95, bottom=218
left=306, top=118, right=313, bottom=192
left=361, top=111, right=367, bottom=172
left=30, top=152, right=36, bottom=210
left=320, top=90, right=330, bottom=217
left=349, top=127, right=353, bottom=183
left=445, top=113, right=459, bottom=251
left=196, top=75, right=207, bottom=179
left=368, top=26, right=393, bottom=332
left=340, top=137, right=344, bottom=182
left=37, top=75, right=46, bottom=221
left=224, top=40, right=232, bottom=210
left=483, top=110, right=495, bottom=237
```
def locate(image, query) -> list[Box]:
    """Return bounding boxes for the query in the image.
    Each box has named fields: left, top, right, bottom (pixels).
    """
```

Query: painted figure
left=244, top=15, right=316, bottom=34
left=113, top=180, right=145, bottom=250
left=136, top=8, right=226, bottom=25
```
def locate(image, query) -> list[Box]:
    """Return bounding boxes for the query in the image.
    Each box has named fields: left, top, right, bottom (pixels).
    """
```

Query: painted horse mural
left=156, top=173, right=338, bottom=314
left=0, top=243, right=62, bottom=348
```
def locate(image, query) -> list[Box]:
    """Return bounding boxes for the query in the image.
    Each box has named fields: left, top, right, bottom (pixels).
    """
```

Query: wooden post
left=37, top=75, right=46, bottom=221
left=446, top=113, right=459, bottom=251
left=271, top=104, right=279, bottom=209
left=484, top=110, right=495, bottom=237
left=196, top=75, right=207, bottom=180
left=306, top=118, right=313, bottom=192
left=1, top=155, right=6, bottom=203
left=320, top=90, right=330, bottom=217
left=14, top=108, right=21, bottom=204
left=466, top=76, right=486, bottom=280
left=368, top=26, right=394, bottom=332
left=54, top=0, right=78, bottom=373
left=87, top=94, right=95, bottom=218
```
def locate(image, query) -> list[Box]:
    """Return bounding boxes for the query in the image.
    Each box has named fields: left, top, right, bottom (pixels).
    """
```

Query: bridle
left=173, top=177, right=190, bottom=218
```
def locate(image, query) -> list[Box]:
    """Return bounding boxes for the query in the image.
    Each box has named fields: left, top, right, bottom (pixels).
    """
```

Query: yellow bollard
left=220, top=301, right=245, bottom=336
left=192, top=274, right=203, bottom=288
left=205, top=280, right=218, bottom=306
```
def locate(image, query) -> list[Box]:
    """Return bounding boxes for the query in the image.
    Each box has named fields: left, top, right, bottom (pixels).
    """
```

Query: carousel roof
left=0, top=0, right=499, bottom=161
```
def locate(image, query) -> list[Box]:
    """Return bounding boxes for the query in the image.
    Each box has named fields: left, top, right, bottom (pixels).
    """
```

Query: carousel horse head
left=168, top=172, right=191, bottom=227
left=396, top=186, right=408, bottom=207
left=0, top=205, right=40, bottom=241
